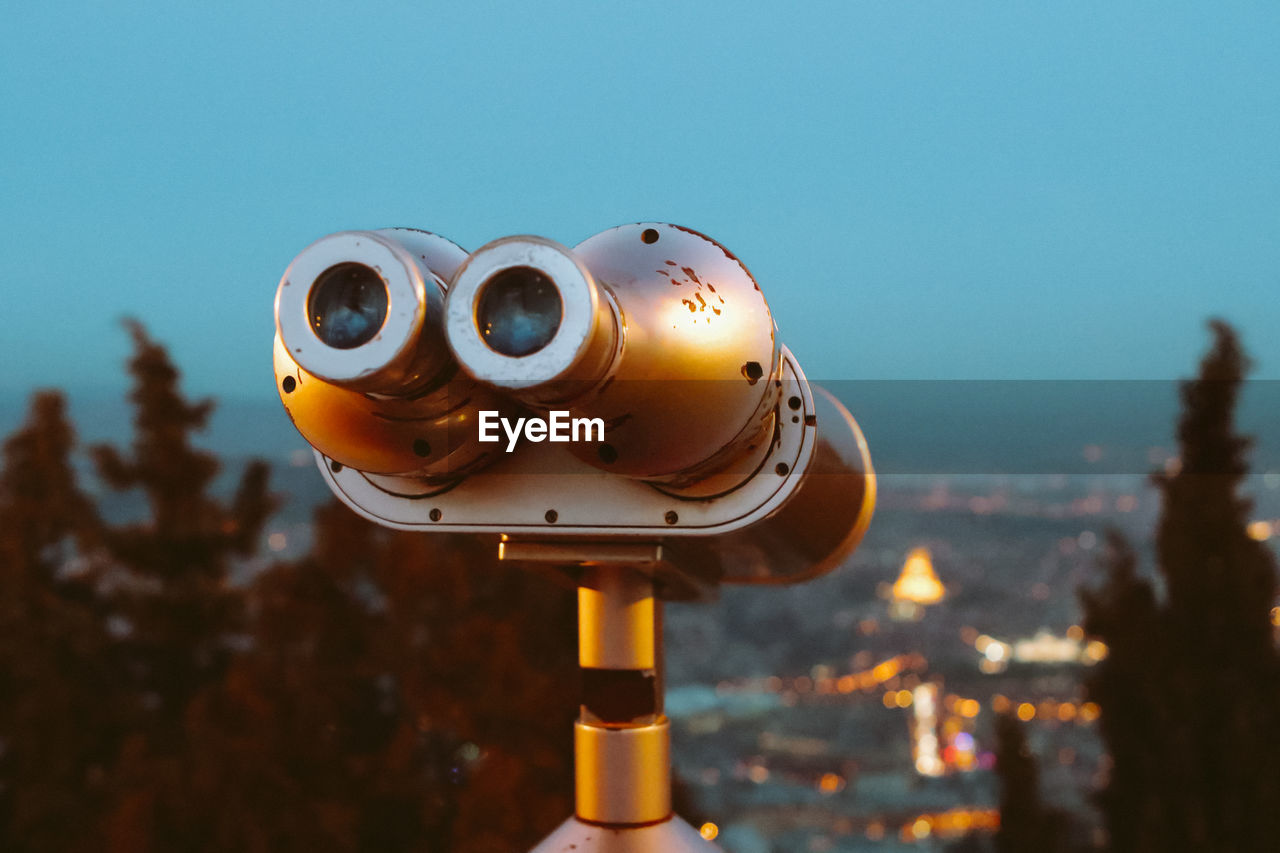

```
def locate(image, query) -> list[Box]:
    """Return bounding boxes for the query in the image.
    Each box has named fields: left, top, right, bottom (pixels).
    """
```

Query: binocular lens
left=476, top=266, right=563, bottom=357
left=308, top=263, right=389, bottom=350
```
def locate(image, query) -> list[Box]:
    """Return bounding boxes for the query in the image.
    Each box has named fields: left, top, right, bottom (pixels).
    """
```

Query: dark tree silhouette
left=145, top=501, right=439, bottom=853
left=175, top=504, right=577, bottom=853
left=0, top=392, right=99, bottom=561
left=1081, top=321, right=1280, bottom=853
left=0, top=392, right=111, bottom=852
left=91, top=321, right=272, bottom=729
left=80, top=321, right=274, bottom=851
left=369, top=527, right=576, bottom=852
left=993, top=712, right=1068, bottom=853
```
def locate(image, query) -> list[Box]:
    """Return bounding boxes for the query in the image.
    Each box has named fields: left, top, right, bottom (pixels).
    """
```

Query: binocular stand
left=507, top=542, right=722, bottom=853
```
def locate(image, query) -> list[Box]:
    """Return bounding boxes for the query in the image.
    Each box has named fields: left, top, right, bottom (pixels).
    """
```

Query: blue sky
left=2, top=1, right=1278, bottom=400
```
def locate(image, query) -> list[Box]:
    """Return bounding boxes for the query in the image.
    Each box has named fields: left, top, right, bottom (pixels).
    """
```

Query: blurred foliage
left=1080, top=321, right=1280, bottom=853
left=0, top=323, right=575, bottom=852
left=954, top=322, right=1280, bottom=853
left=992, top=712, right=1069, bottom=853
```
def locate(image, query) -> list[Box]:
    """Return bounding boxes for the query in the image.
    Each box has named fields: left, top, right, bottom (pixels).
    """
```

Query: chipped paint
left=666, top=265, right=728, bottom=323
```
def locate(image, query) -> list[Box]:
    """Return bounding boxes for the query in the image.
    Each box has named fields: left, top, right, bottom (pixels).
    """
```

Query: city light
left=889, top=547, right=946, bottom=620
left=1014, top=629, right=1083, bottom=663
left=975, top=634, right=1012, bottom=673
left=1084, top=640, right=1109, bottom=662
left=1247, top=520, right=1274, bottom=541
left=972, top=628, right=1109, bottom=671
left=900, top=809, right=1000, bottom=842
left=911, top=683, right=945, bottom=777
left=818, top=773, right=846, bottom=794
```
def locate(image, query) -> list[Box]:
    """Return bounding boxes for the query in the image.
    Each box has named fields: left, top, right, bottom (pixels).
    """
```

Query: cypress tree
left=993, top=712, right=1067, bottom=853
left=1081, top=321, right=1280, bottom=852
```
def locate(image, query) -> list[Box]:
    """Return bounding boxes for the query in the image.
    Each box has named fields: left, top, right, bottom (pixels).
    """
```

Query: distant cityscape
left=661, top=471, right=1280, bottom=852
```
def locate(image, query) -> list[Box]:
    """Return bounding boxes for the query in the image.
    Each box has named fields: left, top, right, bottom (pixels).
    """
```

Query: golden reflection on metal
left=272, top=335, right=500, bottom=479
left=567, top=224, right=780, bottom=489
left=681, top=386, right=876, bottom=586
left=578, top=568, right=657, bottom=671
left=574, top=719, right=671, bottom=825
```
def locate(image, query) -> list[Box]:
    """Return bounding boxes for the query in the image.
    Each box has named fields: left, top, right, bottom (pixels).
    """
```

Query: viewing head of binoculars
left=273, top=222, right=874, bottom=596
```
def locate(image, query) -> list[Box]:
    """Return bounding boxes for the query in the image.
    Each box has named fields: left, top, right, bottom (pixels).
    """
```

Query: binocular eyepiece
left=277, top=228, right=459, bottom=394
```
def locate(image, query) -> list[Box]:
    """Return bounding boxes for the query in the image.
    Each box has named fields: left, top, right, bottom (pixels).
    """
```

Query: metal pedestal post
left=526, top=558, right=721, bottom=852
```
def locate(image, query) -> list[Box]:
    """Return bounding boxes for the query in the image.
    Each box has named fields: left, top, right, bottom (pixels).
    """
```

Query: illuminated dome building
left=889, top=547, right=945, bottom=621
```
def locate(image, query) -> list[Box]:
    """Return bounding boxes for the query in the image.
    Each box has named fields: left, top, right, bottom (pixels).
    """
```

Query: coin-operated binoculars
left=273, top=223, right=875, bottom=852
